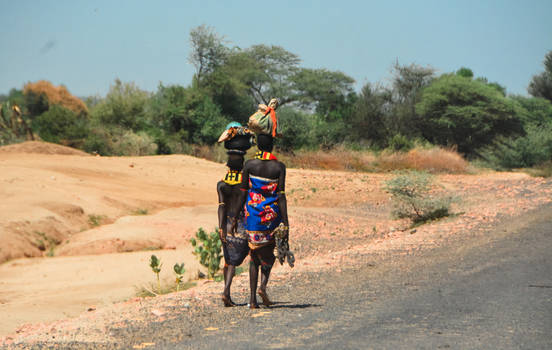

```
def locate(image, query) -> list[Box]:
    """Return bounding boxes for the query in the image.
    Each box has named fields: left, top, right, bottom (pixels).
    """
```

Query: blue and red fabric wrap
left=244, top=175, right=282, bottom=247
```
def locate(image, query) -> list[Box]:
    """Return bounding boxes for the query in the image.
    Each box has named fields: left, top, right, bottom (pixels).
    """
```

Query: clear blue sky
left=1, top=0, right=551, bottom=97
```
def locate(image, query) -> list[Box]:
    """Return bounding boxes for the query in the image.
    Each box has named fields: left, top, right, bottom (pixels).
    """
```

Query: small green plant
left=311, top=187, right=317, bottom=193
left=88, top=214, right=105, bottom=227
left=384, top=171, right=454, bottom=225
left=190, top=227, right=223, bottom=279
left=33, top=231, right=59, bottom=256
left=46, top=247, right=55, bottom=257
left=173, top=262, right=186, bottom=292
left=235, top=266, right=246, bottom=276
left=149, top=254, right=162, bottom=293
left=135, top=281, right=196, bottom=298
left=387, top=133, right=414, bottom=152
left=132, top=208, right=149, bottom=215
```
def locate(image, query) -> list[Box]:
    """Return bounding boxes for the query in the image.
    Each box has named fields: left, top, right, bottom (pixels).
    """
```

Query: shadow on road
left=268, top=302, right=321, bottom=309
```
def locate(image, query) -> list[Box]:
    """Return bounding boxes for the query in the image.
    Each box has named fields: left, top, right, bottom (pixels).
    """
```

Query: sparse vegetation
left=384, top=171, right=455, bottom=225
left=135, top=281, right=196, bottom=298
left=522, top=161, right=552, bottom=178
left=132, top=208, right=149, bottom=215
left=279, top=146, right=469, bottom=173
left=173, top=262, right=186, bottom=292
left=136, top=257, right=192, bottom=297
left=149, top=255, right=162, bottom=293
left=88, top=214, right=105, bottom=227
left=33, top=231, right=59, bottom=257
left=190, top=227, right=223, bottom=279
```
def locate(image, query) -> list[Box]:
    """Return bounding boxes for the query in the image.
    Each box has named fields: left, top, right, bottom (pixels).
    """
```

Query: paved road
left=14, top=204, right=551, bottom=349
left=161, top=203, right=552, bottom=349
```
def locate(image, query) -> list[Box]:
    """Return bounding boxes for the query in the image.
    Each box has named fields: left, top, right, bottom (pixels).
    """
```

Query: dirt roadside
left=1, top=179, right=551, bottom=348
left=0, top=142, right=551, bottom=346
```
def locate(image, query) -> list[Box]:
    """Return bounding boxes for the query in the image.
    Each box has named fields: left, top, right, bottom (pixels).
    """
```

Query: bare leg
left=249, top=260, right=259, bottom=309
left=258, top=264, right=274, bottom=306
left=222, top=265, right=236, bottom=307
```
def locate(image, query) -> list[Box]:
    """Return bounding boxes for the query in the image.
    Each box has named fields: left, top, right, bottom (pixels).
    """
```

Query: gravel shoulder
left=3, top=199, right=551, bottom=349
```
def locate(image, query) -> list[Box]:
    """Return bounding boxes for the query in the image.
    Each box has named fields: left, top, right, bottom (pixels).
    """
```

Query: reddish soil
left=0, top=141, right=551, bottom=346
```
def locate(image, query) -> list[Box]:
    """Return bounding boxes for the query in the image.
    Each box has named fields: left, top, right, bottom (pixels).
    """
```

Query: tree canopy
left=416, top=74, right=524, bottom=156
left=528, top=51, right=552, bottom=103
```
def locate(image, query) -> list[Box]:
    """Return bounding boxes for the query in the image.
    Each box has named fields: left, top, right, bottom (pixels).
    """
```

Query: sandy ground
left=0, top=141, right=551, bottom=342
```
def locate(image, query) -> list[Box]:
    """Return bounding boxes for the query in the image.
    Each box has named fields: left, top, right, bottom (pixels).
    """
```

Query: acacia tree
left=348, top=82, right=390, bottom=147
left=416, top=74, right=524, bottom=156
left=91, top=79, right=149, bottom=130
left=237, top=44, right=301, bottom=105
left=388, top=62, right=435, bottom=138
left=528, top=51, right=552, bottom=103
left=188, top=25, right=229, bottom=89
left=188, top=26, right=356, bottom=123
left=291, top=68, right=355, bottom=114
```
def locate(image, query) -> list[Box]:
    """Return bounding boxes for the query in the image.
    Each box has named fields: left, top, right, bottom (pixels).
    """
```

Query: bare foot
left=222, top=294, right=236, bottom=307
left=258, top=289, right=274, bottom=306
left=249, top=299, right=259, bottom=309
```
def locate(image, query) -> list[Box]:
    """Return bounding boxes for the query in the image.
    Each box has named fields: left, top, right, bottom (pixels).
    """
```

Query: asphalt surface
left=162, top=203, right=552, bottom=350
left=11, top=204, right=552, bottom=349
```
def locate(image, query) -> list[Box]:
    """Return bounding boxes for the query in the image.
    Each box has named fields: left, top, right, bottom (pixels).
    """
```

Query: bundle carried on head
left=217, top=122, right=254, bottom=154
left=248, top=98, right=281, bottom=137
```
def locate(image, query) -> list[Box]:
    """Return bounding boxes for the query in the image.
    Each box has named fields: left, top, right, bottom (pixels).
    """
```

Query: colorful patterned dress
left=244, top=174, right=281, bottom=249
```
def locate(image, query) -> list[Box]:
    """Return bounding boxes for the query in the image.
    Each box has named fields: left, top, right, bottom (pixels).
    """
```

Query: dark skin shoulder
left=217, top=180, right=244, bottom=242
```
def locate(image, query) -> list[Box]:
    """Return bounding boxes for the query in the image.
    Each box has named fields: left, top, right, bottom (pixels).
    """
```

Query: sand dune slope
left=0, top=142, right=224, bottom=262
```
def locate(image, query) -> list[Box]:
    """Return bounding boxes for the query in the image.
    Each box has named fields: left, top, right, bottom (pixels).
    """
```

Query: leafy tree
left=348, top=83, right=390, bottom=147
left=388, top=61, right=436, bottom=138
left=237, top=44, right=301, bottom=105
left=472, top=76, right=507, bottom=96
left=33, top=105, right=88, bottom=145
left=198, top=52, right=256, bottom=121
left=480, top=96, right=552, bottom=168
left=416, top=74, right=524, bottom=156
left=528, top=51, right=552, bottom=102
left=510, top=95, right=552, bottom=128
left=291, top=68, right=356, bottom=116
left=91, top=79, right=149, bottom=131
left=488, top=125, right=552, bottom=168
left=82, top=126, right=157, bottom=156
left=456, top=67, right=474, bottom=78
left=146, top=84, right=229, bottom=148
left=188, top=24, right=229, bottom=88
left=187, top=26, right=358, bottom=126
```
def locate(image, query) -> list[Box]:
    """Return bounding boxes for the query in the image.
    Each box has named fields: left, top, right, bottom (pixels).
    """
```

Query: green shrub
left=82, top=126, right=157, bottom=156
left=173, top=262, right=186, bottom=292
left=480, top=124, right=552, bottom=169
left=115, top=130, right=158, bottom=156
left=384, top=171, right=454, bottom=224
left=149, top=254, right=162, bottom=293
left=88, top=214, right=105, bottom=227
left=33, top=105, right=89, bottom=145
left=387, top=133, right=414, bottom=152
left=190, top=227, right=223, bottom=279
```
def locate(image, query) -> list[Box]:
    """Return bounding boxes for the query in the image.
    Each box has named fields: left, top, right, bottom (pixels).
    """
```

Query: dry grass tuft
left=279, top=147, right=377, bottom=172
left=377, top=148, right=468, bottom=173
left=280, top=147, right=468, bottom=174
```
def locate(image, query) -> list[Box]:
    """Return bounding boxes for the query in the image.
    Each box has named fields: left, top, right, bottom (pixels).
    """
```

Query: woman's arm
left=277, top=162, right=289, bottom=234
left=229, top=162, right=249, bottom=233
left=216, top=181, right=227, bottom=243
